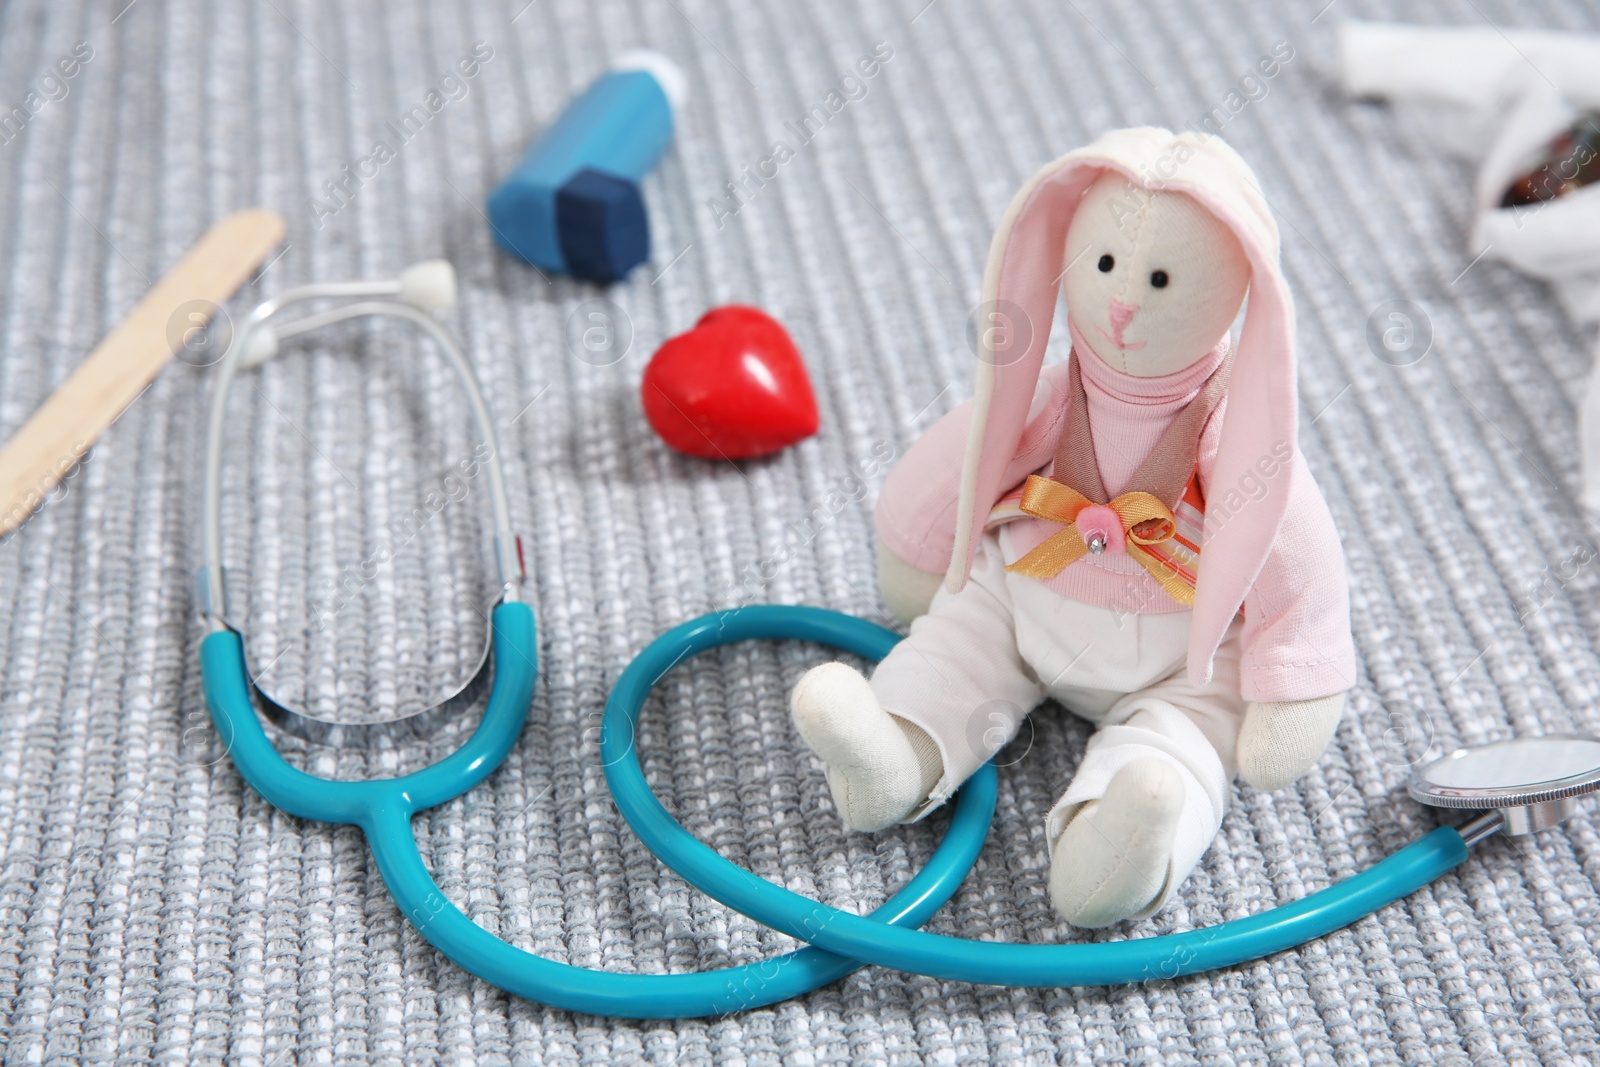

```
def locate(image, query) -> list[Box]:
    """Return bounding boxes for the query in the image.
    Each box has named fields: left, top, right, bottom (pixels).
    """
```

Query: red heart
left=642, top=305, right=819, bottom=460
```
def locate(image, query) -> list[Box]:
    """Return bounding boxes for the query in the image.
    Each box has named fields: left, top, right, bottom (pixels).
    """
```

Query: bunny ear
left=945, top=146, right=1126, bottom=591
left=1158, top=138, right=1296, bottom=684
left=946, top=128, right=1299, bottom=688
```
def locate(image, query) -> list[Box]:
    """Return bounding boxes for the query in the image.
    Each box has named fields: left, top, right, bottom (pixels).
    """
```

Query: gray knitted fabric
left=1, top=0, right=1598, bottom=1063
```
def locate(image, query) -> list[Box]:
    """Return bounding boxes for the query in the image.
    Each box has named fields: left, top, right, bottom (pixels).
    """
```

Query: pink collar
left=1067, top=320, right=1230, bottom=408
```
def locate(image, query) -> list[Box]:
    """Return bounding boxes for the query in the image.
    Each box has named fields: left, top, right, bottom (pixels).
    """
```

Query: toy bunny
left=791, top=128, right=1356, bottom=927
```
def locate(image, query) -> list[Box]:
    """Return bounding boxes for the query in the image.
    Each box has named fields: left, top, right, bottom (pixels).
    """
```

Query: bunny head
left=950, top=127, right=1296, bottom=685
left=1062, top=173, right=1251, bottom=377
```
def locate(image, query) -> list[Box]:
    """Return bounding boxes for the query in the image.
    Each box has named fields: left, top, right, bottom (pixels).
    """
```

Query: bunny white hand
left=875, top=535, right=943, bottom=625
left=1236, top=693, right=1346, bottom=791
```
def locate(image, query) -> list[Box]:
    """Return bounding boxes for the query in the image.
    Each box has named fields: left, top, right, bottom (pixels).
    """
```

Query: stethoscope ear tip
left=236, top=326, right=280, bottom=371
left=399, top=259, right=458, bottom=313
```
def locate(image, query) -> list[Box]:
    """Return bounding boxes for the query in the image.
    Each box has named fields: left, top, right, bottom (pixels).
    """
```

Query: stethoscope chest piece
left=1410, top=734, right=1600, bottom=837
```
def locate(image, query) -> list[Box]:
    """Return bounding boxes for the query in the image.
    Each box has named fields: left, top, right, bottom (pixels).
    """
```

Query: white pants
left=872, top=533, right=1246, bottom=913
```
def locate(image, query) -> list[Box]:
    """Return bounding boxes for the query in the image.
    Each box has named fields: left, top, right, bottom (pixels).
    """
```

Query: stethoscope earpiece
left=398, top=259, right=457, bottom=312
left=235, top=324, right=278, bottom=370
left=234, top=260, right=458, bottom=372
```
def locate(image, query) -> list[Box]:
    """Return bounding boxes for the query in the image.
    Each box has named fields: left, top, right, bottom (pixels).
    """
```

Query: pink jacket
left=876, top=359, right=1356, bottom=704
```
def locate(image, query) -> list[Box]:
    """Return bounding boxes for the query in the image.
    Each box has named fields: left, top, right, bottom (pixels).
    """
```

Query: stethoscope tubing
left=196, top=281, right=1484, bottom=1013
left=202, top=601, right=999, bottom=1018
left=194, top=287, right=1002, bottom=1016
left=604, top=606, right=1475, bottom=988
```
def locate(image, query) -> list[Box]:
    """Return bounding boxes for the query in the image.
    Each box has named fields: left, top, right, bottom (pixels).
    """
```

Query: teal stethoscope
left=198, top=263, right=1600, bottom=1018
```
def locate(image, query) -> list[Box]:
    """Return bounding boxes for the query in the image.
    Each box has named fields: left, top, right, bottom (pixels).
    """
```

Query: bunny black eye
left=1097, top=254, right=1115, bottom=272
left=1150, top=269, right=1169, bottom=288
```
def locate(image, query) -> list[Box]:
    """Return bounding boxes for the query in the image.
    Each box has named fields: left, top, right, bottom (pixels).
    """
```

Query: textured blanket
left=0, top=0, right=1596, bottom=1063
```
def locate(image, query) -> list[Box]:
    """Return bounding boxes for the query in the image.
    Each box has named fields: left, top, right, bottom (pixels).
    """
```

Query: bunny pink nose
left=1096, top=298, right=1145, bottom=351
left=1107, top=298, right=1138, bottom=333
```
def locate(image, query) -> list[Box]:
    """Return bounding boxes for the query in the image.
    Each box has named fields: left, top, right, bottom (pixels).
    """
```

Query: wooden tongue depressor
left=0, top=208, right=286, bottom=537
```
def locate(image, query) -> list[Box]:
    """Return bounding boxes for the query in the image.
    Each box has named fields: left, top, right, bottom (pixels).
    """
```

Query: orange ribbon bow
left=1004, top=475, right=1196, bottom=606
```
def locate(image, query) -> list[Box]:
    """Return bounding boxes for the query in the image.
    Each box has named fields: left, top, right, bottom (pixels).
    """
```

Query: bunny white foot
left=790, top=662, right=943, bottom=831
left=1048, top=758, right=1185, bottom=928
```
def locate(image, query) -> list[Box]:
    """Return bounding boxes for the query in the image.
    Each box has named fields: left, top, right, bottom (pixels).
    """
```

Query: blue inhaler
left=487, top=51, right=684, bottom=283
